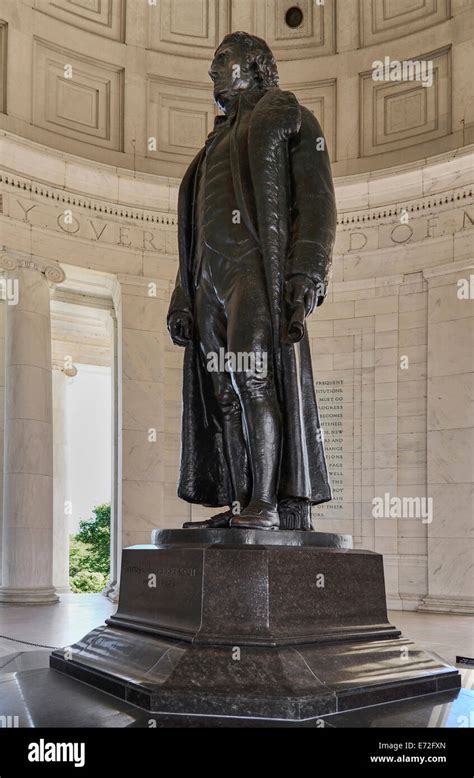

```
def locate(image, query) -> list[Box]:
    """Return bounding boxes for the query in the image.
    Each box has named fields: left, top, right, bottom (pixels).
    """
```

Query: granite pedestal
left=50, top=530, right=460, bottom=722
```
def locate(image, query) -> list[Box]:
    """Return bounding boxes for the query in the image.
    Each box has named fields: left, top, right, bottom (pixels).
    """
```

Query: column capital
left=422, top=258, right=474, bottom=283
left=0, top=252, right=66, bottom=285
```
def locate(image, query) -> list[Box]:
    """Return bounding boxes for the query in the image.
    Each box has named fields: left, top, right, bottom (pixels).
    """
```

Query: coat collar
left=180, top=88, right=302, bottom=278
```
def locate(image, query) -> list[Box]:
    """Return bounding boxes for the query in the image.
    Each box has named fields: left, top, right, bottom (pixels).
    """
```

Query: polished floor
left=0, top=594, right=472, bottom=727
left=0, top=593, right=115, bottom=657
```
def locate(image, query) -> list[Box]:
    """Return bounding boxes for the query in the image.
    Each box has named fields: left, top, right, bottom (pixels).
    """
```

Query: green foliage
left=69, top=537, right=90, bottom=578
left=69, top=503, right=111, bottom=593
left=75, top=503, right=111, bottom=575
left=70, top=569, right=109, bottom=593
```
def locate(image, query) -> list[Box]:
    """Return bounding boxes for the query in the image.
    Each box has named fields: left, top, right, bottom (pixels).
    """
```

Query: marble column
left=52, top=362, right=77, bottom=593
left=104, top=307, right=120, bottom=601
left=0, top=300, right=5, bottom=583
left=0, top=253, right=65, bottom=604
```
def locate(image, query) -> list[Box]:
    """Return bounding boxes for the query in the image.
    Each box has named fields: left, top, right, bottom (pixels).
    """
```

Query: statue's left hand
left=285, top=276, right=317, bottom=318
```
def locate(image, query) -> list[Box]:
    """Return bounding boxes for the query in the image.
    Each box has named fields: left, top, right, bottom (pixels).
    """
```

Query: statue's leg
left=230, top=383, right=281, bottom=529
left=202, top=379, right=252, bottom=524
left=223, top=249, right=282, bottom=530
left=183, top=262, right=250, bottom=529
left=218, top=397, right=251, bottom=513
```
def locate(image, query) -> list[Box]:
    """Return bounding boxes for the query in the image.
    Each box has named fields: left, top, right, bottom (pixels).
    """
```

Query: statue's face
left=209, top=42, right=256, bottom=110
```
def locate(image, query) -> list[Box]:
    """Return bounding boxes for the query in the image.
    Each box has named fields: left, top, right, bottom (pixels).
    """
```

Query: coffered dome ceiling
left=0, top=0, right=472, bottom=178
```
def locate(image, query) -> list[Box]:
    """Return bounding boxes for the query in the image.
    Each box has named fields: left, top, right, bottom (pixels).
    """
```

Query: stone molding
left=419, top=595, right=474, bottom=615
left=422, top=258, right=474, bottom=281
left=0, top=132, right=472, bottom=230
left=0, top=170, right=177, bottom=228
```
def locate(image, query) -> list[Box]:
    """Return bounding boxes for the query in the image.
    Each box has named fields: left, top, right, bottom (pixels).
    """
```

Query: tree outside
left=69, top=503, right=110, bottom=593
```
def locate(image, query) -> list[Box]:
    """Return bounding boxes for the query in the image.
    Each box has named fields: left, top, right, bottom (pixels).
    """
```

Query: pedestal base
left=50, top=530, right=460, bottom=722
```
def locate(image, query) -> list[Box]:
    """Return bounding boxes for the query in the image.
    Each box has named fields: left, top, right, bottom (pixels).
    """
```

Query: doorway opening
left=51, top=298, right=114, bottom=595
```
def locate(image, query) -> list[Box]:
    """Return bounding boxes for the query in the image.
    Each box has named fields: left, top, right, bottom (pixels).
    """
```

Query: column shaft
left=0, top=259, right=64, bottom=603
left=52, top=367, right=70, bottom=592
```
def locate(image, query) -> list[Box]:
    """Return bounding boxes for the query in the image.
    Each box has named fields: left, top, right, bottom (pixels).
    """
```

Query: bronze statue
left=167, top=32, right=337, bottom=530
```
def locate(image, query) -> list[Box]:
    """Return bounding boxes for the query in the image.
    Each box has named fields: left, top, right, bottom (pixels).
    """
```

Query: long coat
left=168, top=87, right=337, bottom=508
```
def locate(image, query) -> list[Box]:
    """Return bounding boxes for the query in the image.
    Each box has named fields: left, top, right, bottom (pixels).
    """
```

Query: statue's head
left=209, top=31, right=279, bottom=112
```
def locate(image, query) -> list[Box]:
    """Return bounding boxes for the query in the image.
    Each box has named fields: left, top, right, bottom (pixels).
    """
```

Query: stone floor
left=0, top=593, right=115, bottom=657
left=0, top=594, right=472, bottom=727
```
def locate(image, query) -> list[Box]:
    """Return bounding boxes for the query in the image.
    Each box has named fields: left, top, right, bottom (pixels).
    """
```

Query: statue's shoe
left=182, top=509, right=233, bottom=529
left=230, top=503, right=280, bottom=530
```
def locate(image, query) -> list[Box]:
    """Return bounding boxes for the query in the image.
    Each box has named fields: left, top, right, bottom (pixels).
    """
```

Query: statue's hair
left=217, top=31, right=279, bottom=89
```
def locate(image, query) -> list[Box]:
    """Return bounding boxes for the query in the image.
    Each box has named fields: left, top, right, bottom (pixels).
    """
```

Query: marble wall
left=116, top=275, right=168, bottom=549
left=0, top=130, right=472, bottom=611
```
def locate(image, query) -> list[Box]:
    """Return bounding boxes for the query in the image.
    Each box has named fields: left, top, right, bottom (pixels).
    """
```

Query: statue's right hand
left=168, top=311, right=193, bottom=347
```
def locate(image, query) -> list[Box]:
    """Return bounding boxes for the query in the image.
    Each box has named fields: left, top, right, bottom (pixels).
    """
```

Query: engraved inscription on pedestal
left=111, top=548, right=204, bottom=635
